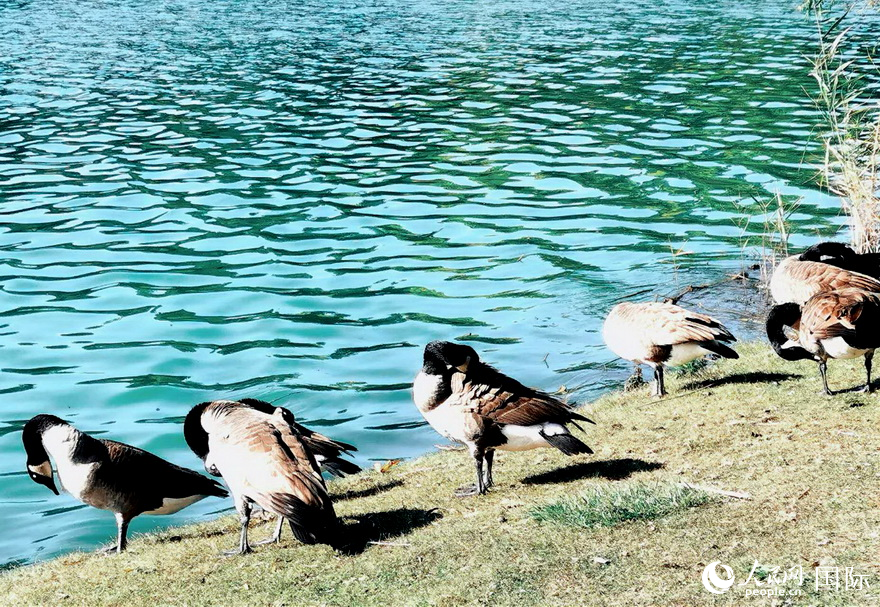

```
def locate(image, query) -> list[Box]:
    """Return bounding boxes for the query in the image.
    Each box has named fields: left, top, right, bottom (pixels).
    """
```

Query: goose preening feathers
left=602, top=302, right=738, bottom=397
left=413, top=341, right=594, bottom=497
left=767, top=288, right=880, bottom=395
left=184, top=400, right=338, bottom=554
left=22, top=414, right=227, bottom=554
left=234, top=398, right=361, bottom=479
left=769, top=250, right=880, bottom=306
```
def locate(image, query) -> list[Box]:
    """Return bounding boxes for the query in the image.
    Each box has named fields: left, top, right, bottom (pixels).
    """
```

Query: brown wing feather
left=609, top=302, right=736, bottom=346
left=772, top=257, right=880, bottom=304
left=800, top=289, right=880, bottom=340
left=203, top=404, right=336, bottom=526
left=449, top=364, right=590, bottom=427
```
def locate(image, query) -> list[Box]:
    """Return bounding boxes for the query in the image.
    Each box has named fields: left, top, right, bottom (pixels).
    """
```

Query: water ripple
left=1, top=0, right=876, bottom=565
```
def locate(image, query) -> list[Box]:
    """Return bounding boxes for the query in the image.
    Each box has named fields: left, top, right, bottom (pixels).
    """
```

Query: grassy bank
left=3, top=343, right=880, bottom=606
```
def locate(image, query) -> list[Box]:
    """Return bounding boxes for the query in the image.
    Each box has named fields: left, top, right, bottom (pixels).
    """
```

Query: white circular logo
left=702, top=561, right=735, bottom=594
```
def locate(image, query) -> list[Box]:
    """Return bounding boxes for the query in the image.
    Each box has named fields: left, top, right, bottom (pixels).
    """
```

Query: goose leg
left=253, top=516, right=284, bottom=546
left=101, top=512, right=131, bottom=554
left=224, top=498, right=253, bottom=556
left=484, top=450, right=494, bottom=489
left=818, top=361, right=833, bottom=396
left=454, top=448, right=485, bottom=498
left=474, top=450, right=486, bottom=495
left=653, top=365, right=666, bottom=397
left=861, top=351, right=874, bottom=393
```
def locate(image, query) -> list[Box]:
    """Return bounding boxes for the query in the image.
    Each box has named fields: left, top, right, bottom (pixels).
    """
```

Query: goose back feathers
left=796, top=289, right=880, bottom=355
left=603, top=301, right=737, bottom=364
left=769, top=254, right=880, bottom=305
left=236, top=398, right=360, bottom=478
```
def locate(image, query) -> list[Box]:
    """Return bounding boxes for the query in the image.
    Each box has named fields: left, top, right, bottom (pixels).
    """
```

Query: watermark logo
left=702, top=561, right=735, bottom=594
left=700, top=559, right=870, bottom=598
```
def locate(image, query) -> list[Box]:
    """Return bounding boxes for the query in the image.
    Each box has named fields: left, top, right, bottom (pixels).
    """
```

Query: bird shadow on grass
left=335, top=507, right=442, bottom=555
left=681, top=371, right=800, bottom=391
left=521, top=458, right=664, bottom=485
left=331, top=479, right=404, bottom=501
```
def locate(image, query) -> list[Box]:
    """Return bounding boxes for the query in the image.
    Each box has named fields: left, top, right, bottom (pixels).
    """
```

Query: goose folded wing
left=212, top=423, right=332, bottom=509
left=101, top=440, right=227, bottom=501
left=451, top=365, right=593, bottom=427
left=646, top=307, right=735, bottom=345
left=795, top=262, right=880, bottom=294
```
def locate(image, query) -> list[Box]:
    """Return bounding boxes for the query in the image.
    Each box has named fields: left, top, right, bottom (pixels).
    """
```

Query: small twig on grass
left=678, top=481, right=752, bottom=500
left=367, top=541, right=412, bottom=547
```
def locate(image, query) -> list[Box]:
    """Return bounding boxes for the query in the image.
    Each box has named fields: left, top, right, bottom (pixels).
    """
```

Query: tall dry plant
left=733, top=193, right=798, bottom=290
left=759, top=193, right=798, bottom=287
left=810, top=8, right=880, bottom=252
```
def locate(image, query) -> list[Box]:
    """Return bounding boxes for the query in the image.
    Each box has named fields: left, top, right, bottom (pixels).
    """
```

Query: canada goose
left=235, top=398, right=361, bottom=478
left=799, top=242, right=880, bottom=279
left=772, top=288, right=880, bottom=395
left=413, top=341, right=594, bottom=497
left=184, top=400, right=338, bottom=554
left=187, top=397, right=357, bottom=546
left=602, top=302, right=739, bottom=397
left=22, top=414, right=228, bottom=554
left=769, top=251, right=880, bottom=305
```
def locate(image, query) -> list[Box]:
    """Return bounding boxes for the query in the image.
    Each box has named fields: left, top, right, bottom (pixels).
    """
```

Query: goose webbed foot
left=99, top=544, right=123, bottom=555
left=222, top=545, right=253, bottom=557
left=454, top=483, right=481, bottom=498
left=253, top=517, right=284, bottom=546
left=854, top=383, right=873, bottom=394
left=252, top=537, right=279, bottom=546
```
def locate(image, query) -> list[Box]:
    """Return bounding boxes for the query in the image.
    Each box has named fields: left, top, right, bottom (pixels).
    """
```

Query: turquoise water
left=0, top=0, right=868, bottom=566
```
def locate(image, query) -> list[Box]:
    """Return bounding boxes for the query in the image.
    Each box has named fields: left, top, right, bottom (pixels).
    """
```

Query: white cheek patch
left=29, top=461, right=53, bottom=478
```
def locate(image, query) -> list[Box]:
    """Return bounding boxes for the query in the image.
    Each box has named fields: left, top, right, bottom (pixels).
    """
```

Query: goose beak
left=30, top=472, right=58, bottom=495
left=41, top=476, right=60, bottom=495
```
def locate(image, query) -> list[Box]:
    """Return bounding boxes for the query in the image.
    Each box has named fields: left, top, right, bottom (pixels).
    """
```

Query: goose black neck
left=22, top=414, right=66, bottom=465
left=183, top=402, right=211, bottom=461
left=766, top=303, right=812, bottom=361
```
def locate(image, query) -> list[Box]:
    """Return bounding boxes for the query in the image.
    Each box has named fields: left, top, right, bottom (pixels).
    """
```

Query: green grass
left=2, top=342, right=880, bottom=606
left=531, top=482, right=715, bottom=529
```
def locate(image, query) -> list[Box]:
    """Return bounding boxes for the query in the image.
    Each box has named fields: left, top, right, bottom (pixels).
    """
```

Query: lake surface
left=0, top=0, right=872, bottom=566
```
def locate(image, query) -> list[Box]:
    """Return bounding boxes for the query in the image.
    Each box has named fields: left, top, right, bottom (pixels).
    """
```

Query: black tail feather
left=206, top=479, right=229, bottom=498
left=321, top=458, right=363, bottom=478
left=701, top=340, right=739, bottom=359
left=540, top=431, right=593, bottom=456
left=570, top=411, right=596, bottom=425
